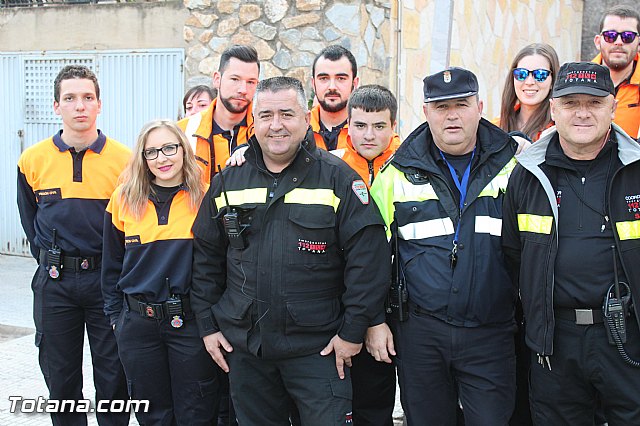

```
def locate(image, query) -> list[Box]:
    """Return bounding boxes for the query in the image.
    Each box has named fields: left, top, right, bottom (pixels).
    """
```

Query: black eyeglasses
left=513, top=68, right=551, bottom=82
left=601, top=30, right=639, bottom=44
left=142, top=144, right=181, bottom=160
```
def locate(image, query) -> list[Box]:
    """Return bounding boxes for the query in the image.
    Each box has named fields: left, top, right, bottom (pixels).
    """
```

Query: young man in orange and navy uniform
left=331, top=84, right=400, bottom=426
left=17, top=65, right=129, bottom=426
left=178, top=45, right=260, bottom=182
left=331, top=85, right=401, bottom=187
left=310, top=45, right=359, bottom=151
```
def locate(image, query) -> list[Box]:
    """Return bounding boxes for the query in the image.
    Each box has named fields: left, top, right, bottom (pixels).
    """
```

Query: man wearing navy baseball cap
left=503, top=61, right=640, bottom=424
left=371, top=67, right=520, bottom=425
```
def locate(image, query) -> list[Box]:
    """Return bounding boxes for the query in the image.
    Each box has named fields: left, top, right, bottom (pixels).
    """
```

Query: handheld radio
left=387, top=222, right=409, bottom=321
left=47, top=228, right=62, bottom=280
left=604, top=245, right=629, bottom=344
left=217, top=165, right=248, bottom=249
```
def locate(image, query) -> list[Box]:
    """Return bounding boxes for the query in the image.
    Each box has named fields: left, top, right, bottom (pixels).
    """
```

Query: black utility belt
left=125, top=293, right=191, bottom=321
left=39, top=249, right=101, bottom=272
left=555, top=308, right=605, bottom=325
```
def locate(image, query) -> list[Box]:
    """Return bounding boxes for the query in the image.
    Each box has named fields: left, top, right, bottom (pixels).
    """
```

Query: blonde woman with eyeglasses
left=101, top=120, right=219, bottom=425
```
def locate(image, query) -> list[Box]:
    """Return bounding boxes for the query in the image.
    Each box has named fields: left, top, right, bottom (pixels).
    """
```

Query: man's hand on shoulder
left=320, top=335, right=362, bottom=379
left=203, top=332, right=233, bottom=372
left=225, top=145, right=249, bottom=167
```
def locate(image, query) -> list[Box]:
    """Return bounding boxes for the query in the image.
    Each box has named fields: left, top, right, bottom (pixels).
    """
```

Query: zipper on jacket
left=368, top=160, right=375, bottom=187
left=268, top=177, right=278, bottom=199
left=579, top=176, right=585, bottom=230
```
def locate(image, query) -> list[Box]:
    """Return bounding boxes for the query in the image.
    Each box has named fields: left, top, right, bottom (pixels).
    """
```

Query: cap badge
left=443, top=71, right=452, bottom=83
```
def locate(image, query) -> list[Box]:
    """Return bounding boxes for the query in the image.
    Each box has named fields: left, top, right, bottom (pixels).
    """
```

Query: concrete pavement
left=0, top=254, right=404, bottom=425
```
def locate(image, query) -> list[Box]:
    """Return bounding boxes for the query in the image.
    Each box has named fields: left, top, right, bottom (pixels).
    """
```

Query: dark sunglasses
left=142, top=143, right=181, bottom=160
left=601, top=30, right=639, bottom=44
left=512, top=68, right=551, bottom=82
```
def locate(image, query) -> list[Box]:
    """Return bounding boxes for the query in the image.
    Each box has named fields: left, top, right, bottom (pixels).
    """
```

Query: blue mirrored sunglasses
left=513, top=68, right=551, bottom=82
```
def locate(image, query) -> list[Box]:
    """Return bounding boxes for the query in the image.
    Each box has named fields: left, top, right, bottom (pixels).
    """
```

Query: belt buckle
left=145, top=305, right=155, bottom=318
left=575, top=309, right=594, bottom=325
left=80, top=258, right=90, bottom=270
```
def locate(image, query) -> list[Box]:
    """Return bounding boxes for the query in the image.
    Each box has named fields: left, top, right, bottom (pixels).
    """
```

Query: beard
left=220, top=93, right=250, bottom=114
left=603, top=50, right=634, bottom=71
left=318, top=97, right=348, bottom=113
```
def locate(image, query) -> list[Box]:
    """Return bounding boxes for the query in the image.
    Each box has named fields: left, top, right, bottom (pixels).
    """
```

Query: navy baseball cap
left=423, top=67, right=479, bottom=103
left=552, top=62, right=615, bottom=98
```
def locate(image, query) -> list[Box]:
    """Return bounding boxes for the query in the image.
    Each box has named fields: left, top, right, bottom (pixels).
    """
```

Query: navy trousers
left=114, top=301, right=220, bottom=426
left=32, top=266, right=129, bottom=426
left=227, top=350, right=353, bottom=426
left=394, top=307, right=516, bottom=426
left=530, top=316, right=640, bottom=426
left=351, top=348, right=396, bottom=426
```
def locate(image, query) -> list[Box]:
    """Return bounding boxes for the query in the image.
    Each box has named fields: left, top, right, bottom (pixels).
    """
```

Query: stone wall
left=183, top=0, right=395, bottom=96
left=183, top=0, right=586, bottom=138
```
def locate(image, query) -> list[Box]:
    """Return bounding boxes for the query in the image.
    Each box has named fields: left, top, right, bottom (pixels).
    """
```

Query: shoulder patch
left=351, top=180, right=369, bottom=205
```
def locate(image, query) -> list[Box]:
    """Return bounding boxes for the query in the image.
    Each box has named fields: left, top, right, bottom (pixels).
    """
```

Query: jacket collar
left=53, top=130, right=106, bottom=154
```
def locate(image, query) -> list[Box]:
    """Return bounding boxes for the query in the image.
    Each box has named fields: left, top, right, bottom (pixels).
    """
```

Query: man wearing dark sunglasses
left=593, top=5, right=640, bottom=139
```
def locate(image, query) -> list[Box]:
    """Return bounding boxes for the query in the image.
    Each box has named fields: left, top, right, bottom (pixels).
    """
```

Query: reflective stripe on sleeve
left=475, top=216, right=502, bottom=236
left=616, top=220, right=640, bottom=240
left=284, top=188, right=341, bottom=212
left=517, top=214, right=553, bottom=234
left=215, top=188, right=268, bottom=209
left=398, top=218, right=455, bottom=240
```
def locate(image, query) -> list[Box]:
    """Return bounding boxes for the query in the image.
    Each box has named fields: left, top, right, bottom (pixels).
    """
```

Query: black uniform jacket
left=191, top=129, right=391, bottom=359
left=503, top=124, right=640, bottom=356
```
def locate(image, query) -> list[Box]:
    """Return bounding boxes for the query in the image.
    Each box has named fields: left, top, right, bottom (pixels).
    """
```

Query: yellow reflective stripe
left=284, top=188, right=341, bottom=212
left=517, top=214, right=553, bottom=234
left=616, top=220, right=640, bottom=240
left=398, top=218, right=454, bottom=240
left=215, top=188, right=268, bottom=209
left=394, top=175, right=439, bottom=203
left=478, top=158, right=517, bottom=198
left=475, top=216, right=502, bottom=236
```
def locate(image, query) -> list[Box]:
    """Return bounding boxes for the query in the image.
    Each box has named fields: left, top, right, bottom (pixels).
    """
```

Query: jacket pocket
left=287, top=297, right=341, bottom=327
left=287, top=205, right=336, bottom=265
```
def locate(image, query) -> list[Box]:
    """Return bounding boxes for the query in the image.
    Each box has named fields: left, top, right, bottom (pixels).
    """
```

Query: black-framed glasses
left=142, top=144, right=181, bottom=160
left=601, top=30, right=639, bottom=44
left=513, top=68, right=551, bottom=82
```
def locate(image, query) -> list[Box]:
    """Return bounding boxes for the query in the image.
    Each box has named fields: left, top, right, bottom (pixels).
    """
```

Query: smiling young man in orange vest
left=310, top=45, right=360, bottom=151
left=331, top=85, right=401, bottom=188
left=593, top=5, right=640, bottom=139
left=331, top=84, right=401, bottom=426
left=178, top=45, right=260, bottom=183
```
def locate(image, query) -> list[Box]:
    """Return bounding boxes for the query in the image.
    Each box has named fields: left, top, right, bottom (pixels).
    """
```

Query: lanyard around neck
left=439, top=147, right=475, bottom=269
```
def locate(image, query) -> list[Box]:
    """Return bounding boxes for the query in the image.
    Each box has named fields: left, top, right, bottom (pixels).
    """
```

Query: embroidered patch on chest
left=125, top=235, right=141, bottom=247
left=352, top=180, right=369, bottom=205
left=35, top=188, right=62, bottom=202
left=625, top=194, right=640, bottom=219
left=298, top=239, right=327, bottom=253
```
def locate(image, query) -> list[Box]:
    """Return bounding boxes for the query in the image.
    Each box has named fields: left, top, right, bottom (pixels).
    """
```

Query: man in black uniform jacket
left=503, top=62, right=640, bottom=425
left=190, top=76, right=391, bottom=426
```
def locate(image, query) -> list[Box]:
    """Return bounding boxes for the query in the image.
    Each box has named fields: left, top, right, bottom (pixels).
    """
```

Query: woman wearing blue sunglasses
left=496, top=43, right=560, bottom=142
